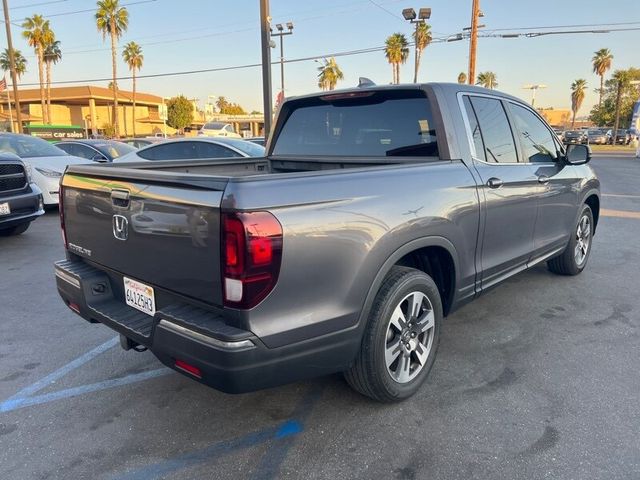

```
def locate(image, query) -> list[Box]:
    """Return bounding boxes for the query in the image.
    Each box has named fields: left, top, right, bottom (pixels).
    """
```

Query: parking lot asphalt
left=1, top=153, right=639, bottom=480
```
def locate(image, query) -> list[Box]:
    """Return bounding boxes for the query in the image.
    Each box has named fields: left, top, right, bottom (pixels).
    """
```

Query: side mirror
left=92, top=154, right=108, bottom=163
left=565, top=144, right=591, bottom=165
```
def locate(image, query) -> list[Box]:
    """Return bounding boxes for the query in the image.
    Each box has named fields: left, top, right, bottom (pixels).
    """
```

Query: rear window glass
left=272, top=91, right=439, bottom=157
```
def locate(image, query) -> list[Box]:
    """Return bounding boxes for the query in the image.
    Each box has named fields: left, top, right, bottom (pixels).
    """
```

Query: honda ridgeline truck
left=55, top=83, right=600, bottom=402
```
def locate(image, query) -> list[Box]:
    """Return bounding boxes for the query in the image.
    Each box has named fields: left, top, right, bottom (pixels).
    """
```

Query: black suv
left=0, top=152, right=44, bottom=236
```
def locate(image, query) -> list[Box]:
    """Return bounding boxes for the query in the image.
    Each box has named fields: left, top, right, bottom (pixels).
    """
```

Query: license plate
left=0, top=202, right=10, bottom=216
left=124, top=277, right=156, bottom=316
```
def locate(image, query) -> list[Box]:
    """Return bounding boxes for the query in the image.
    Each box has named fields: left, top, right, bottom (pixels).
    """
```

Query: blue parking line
left=1, top=368, right=171, bottom=413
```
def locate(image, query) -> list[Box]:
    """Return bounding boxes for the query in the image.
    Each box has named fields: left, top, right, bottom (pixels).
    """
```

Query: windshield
left=219, top=139, right=265, bottom=157
left=272, top=91, right=439, bottom=157
left=94, top=141, right=136, bottom=159
left=203, top=122, right=225, bottom=130
left=588, top=130, right=601, bottom=135
left=0, top=134, right=66, bottom=158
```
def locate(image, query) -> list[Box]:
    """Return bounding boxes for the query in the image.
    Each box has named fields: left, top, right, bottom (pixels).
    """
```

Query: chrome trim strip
left=157, top=319, right=255, bottom=351
left=54, top=269, right=81, bottom=288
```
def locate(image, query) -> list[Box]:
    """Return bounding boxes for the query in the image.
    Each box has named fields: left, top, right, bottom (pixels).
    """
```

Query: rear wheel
left=344, top=266, right=442, bottom=402
left=547, top=205, right=593, bottom=275
left=0, top=222, right=30, bottom=236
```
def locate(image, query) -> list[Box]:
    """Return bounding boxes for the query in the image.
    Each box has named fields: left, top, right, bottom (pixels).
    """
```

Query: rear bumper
left=54, top=258, right=359, bottom=393
left=0, top=184, right=44, bottom=229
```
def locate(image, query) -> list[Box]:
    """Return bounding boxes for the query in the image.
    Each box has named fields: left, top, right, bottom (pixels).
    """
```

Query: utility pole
left=259, top=0, right=272, bottom=139
left=612, top=77, right=623, bottom=140
left=2, top=0, right=23, bottom=133
left=467, top=0, right=480, bottom=85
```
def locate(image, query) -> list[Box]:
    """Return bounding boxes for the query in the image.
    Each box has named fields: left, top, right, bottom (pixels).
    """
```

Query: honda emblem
left=112, top=214, right=129, bottom=241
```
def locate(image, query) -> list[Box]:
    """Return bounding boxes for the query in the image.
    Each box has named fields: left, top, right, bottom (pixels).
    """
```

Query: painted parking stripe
left=602, top=194, right=640, bottom=199
left=601, top=208, right=640, bottom=219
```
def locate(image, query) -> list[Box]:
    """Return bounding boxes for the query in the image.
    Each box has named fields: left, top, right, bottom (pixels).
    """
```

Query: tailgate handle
left=111, top=189, right=130, bottom=208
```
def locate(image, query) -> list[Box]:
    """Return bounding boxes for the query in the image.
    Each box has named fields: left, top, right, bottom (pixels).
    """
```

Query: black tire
left=344, top=266, right=442, bottom=402
left=547, top=205, right=593, bottom=276
left=0, top=222, right=30, bottom=236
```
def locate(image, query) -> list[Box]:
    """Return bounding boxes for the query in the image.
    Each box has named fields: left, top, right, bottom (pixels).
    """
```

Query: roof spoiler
left=357, top=77, right=376, bottom=88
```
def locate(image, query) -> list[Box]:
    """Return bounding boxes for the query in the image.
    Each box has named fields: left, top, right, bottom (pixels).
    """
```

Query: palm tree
left=592, top=48, right=613, bottom=108
left=122, top=41, right=143, bottom=137
left=0, top=49, right=27, bottom=79
left=317, top=57, right=344, bottom=91
left=476, top=71, right=498, bottom=89
left=43, top=39, right=61, bottom=124
left=384, top=33, right=409, bottom=84
left=22, top=14, right=53, bottom=124
left=96, top=0, right=129, bottom=137
left=457, top=72, right=467, bottom=84
left=570, top=79, right=587, bottom=128
left=216, top=96, right=228, bottom=113
left=412, top=22, right=431, bottom=83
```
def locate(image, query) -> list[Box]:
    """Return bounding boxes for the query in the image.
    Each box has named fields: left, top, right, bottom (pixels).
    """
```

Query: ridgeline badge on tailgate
left=112, top=215, right=129, bottom=241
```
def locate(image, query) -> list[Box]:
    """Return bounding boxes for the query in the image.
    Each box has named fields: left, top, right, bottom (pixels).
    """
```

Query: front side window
left=462, top=96, right=486, bottom=162
left=469, top=96, right=518, bottom=163
left=272, top=91, right=439, bottom=158
left=196, top=142, right=241, bottom=158
left=509, top=103, right=558, bottom=163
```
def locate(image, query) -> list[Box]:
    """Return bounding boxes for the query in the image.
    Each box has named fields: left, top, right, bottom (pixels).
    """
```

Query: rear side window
left=462, top=97, right=486, bottom=162
left=272, top=91, right=439, bottom=157
left=469, top=96, right=518, bottom=163
left=138, top=142, right=198, bottom=161
left=196, top=142, right=241, bottom=158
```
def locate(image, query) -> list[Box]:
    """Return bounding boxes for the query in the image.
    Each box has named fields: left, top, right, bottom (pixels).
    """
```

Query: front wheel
left=547, top=205, right=593, bottom=275
left=344, top=266, right=442, bottom=402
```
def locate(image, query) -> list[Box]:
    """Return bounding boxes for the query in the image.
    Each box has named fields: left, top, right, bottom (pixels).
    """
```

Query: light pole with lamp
left=270, top=22, right=294, bottom=97
left=402, top=7, right=431, bottom=84
left=522, top=84, right=547, bottom=107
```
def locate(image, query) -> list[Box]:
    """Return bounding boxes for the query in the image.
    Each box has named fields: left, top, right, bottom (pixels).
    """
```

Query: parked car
left=563, top=130, right=587, bottom=144
left=607, top=129, right=630, bottom=145
left=586, top=129, right=608, bottom=145
left=552, top=128, right=564, bottom=141
left=247, top=136, right=266, bottom=146
left=55, top=139, right=136, bottom=162
left=0, top=152, right=44, bottom=236
left=55, top=83, right=599, bottom=402
left=198, top=122, right=242, bottom=138
left=0, top=133, right=87, bottom=206
left=113, top=137, right=265, bottom=162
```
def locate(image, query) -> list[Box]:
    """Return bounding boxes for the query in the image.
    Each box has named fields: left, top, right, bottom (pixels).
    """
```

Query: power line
left=41, top=0, right=157, bottom=18
left=11, top=0, right=69, bottom=10
left=484, top=20, right=640, bottom=33
left=365, top=0, right=404, bottom=22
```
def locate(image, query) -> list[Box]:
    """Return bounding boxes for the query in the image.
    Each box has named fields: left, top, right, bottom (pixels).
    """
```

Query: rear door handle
left=537, top=175, right=550, bottom=184
left=486, top=177, right=503, bottom=189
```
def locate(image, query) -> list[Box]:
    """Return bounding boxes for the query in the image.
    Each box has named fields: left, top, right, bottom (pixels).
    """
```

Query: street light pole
left=271, top=22, right=294, bottom=96
left=523, top=84, right=547, bottom=108
left=2, top=0, right=23, bottom=133
left=259, top=0, right=273, bottom=139
left=402, top=7, right=432, bottom=84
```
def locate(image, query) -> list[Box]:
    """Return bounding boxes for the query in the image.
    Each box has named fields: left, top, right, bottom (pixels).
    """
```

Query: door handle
left=537, top=175, right=550, bottom=184
left=486, top=177, right=503, bottom=189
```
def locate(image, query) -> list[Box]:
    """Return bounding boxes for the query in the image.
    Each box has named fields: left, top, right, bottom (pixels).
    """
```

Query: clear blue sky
left=4, top=0, right=639, bottom=115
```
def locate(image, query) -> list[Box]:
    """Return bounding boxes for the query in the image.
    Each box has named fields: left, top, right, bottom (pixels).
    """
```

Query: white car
left=113, top=137, right=265, bottom=163
left=198, top=122, right=242, bottom=138
left=0, top=133, right=88, bottom=206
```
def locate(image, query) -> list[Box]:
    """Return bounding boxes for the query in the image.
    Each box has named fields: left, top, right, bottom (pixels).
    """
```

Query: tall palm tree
left=122, top=41, right=143, bottom=137
left=43, top=39, right=61, bottom=124
left=384, top=33, right=409, bottom=84
left=317, top=57, right=344, bottom=91
left=570, top=79, right=587, bottom=128
left=457, top=72, right=467, bottom=84
left=592, top=48, right=613, bottom=108
left=22, top=14, right=53, bottom=124
left=412, top=22, right=431, bottom=83
left=0, top=49, right=27, bottom=79
left=476, top=71, right=498, bottom=89
left=96, top=0, right=129, bottom=137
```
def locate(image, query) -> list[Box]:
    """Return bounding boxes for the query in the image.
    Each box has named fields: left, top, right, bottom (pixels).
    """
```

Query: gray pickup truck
left=55, top=83, right=600, bottom=402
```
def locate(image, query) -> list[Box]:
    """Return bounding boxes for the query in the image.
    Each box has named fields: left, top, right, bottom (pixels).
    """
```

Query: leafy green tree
left=589, top=67, right=640, bottom=127
left=384, top=33, right=409, bottom=84
left=412, top=22, right=432, bottom=83
left=457, top=72, right=467, bottom=84
left=122, top=41, right=143, bottom=137
left=476, top=71, right=498, bottom=89
left=22, top=14, right=53, bottom=124
left=592, top=48, right=613, bottom=108
left=96, top=0, right=129, bottom=137
left=0, top=49, right=27, bottom=79
left=570, top=79, right=588, bottom=128
left=317, top=57, right=344, bottom=91
left=43, top=39, right=61, bottom=124
left=167, top=95, right=193, bottom=133
left=101, top=122, right=115, bottom=138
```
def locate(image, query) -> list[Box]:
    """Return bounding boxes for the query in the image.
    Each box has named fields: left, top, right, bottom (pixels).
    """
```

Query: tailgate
left=61, top=172, right=225, bottom=306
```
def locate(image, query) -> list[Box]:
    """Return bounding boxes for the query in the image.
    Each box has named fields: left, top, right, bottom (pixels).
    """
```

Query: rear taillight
left=59, top=183, right=67, bottom=250
left=222, top=211, right=283, bottom=309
